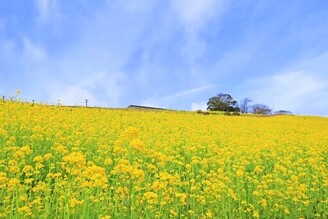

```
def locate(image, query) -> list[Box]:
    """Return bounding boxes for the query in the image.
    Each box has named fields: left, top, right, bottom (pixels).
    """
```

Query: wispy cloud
left=170, top=0, right=230, bottom=34
left=33, top=0, right=61, bottom=23
left=110, top=0, right=159, bottom=13
left=164, top=84, right=217, bottom=100
left=1, top=1, right=328, bottom=115
left=141, top=84, right=216, bottom=108
left=22, top=37, right=46, bottom=61
left=9, top=1, right=148, bottom=106
left=167, top=0, right=232, bottom=90
left=242, top=70, right=327, bottom=115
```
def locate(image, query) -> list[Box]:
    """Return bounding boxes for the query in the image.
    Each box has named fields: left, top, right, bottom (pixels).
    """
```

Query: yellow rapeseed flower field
left=0, top=101, right=327, bottom=218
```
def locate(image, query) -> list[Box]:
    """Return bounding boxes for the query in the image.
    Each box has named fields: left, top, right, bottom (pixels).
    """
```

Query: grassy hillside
left=0, top=101, right=327, bottom=218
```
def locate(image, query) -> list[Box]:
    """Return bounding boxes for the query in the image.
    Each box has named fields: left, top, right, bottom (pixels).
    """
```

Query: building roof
left=127, top=105, right=166, bottom=110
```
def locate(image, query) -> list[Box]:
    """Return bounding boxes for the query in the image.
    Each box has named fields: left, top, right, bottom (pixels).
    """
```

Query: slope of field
left=0, top=101, right=327, bottom=218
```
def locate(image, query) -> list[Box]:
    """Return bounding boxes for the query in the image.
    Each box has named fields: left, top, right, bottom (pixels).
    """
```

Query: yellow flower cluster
left=0, top=101, right=327, bottom=218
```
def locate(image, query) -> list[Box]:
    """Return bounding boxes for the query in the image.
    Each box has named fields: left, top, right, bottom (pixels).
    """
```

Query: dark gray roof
left=127, top=105, right=166, bottom=110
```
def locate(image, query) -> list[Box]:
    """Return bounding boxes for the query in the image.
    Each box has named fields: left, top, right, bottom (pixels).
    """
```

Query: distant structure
left=127, top=105, right=166, bottom=110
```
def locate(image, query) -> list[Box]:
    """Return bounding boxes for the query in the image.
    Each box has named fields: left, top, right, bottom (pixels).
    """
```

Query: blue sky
left=1, top=0, right=328, bottom=115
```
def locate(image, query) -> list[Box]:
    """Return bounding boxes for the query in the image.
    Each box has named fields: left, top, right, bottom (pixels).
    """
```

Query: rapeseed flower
left=0, top=101, right=327, bottom=218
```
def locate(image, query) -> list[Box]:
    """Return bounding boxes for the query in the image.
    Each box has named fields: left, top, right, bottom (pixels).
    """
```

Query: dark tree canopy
left=207, top=93, right=239, bottom=112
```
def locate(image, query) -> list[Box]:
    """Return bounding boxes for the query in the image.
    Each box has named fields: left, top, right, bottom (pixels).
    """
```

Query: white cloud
left=245, top=71, right=327, bottom=115
left=33, top=0, right=61, bottom=23
left=170, top=0, right=231, bottom=74
left=22, top=38, right=46, bottom=61
left=191, top=101, right=207, bottom=111
left=8, top=31, right=129, bottom=106
left=181, top=36, right=207, bottom=65
left=271, top=71, right=325, bottom=95
left=36, top=70, right=127, bottom=107
left=50, top=85, right=97, bottom=106
left=170, top=0, right=229, bottom=33
left=18, top=2, right=146, bottom=106
left=97, top=72, right=128, bottom=106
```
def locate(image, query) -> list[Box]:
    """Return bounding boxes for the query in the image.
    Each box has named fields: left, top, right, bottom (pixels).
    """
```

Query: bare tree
left=252, top=104, right=272, bottom=115
left=274, top=110, right=293, bottom=115
left=239, top=98, right=252, bottom=113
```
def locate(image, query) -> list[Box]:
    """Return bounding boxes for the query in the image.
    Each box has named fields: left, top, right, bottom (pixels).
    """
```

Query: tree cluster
left=207, top=93, right=289, bottom=115
left=207, top=93, right=239, bottom=112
